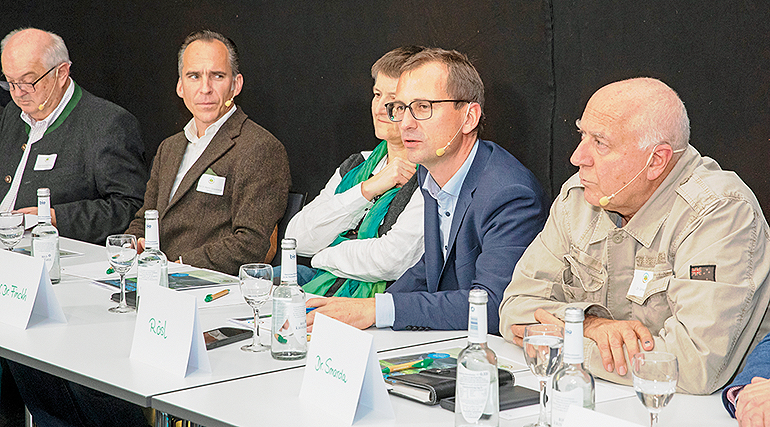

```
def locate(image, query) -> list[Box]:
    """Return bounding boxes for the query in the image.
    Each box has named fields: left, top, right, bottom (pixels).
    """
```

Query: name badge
left=196, top=174, right=225, bottom=196
left=34, top=154, right=57, bottom=171
left=627, top=269, right=654, bottom=298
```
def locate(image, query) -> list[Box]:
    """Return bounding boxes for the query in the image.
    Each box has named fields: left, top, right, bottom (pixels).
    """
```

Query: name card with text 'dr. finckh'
left=129, top=285, right=210, bottom=377
left=299, top=313, right=394, bottom=425
left=0, top=250, right=66, bottom=329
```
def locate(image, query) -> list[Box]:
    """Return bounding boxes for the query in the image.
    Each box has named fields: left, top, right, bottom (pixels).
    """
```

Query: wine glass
left=239, top=263, right=273, bottom=352
left=0, top=212, right=25, bottom=251
left=523, top=324, right=564, bottom=427
left=106, top=234, right=138, bottom=313
left=632, top=351, right=678, bottom=427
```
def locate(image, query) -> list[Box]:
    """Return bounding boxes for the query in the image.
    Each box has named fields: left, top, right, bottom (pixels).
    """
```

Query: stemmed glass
left=523, top=324, right=564, bottom=427
left=632, top=352, right=678, bottom=427
left=239, top=263, right=273, bottom=352
left=0, top=212, right=25, bottom=251
left=106, top=234, right=138, bottom=313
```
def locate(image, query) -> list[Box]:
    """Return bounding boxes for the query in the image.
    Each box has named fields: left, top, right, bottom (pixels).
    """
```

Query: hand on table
left=16, top=206, right=57, bottom=227
left=136, top=237, right=146, bottom=255
left=737, top=377, right=770, bottom=427
left=306, top=297, right=375, bottom=332
left=509, top=308, right=653, bottom=376
left=360, top=157, right=416, bottom=201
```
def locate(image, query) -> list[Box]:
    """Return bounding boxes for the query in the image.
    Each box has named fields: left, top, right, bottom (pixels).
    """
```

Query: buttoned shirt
left=0, top=78, right=74, bottom=211
left=169, top=106, right=237, bottom=202
left=499, top=145, right=770, bottom=394
left=376, top=140, right=479, bottom=328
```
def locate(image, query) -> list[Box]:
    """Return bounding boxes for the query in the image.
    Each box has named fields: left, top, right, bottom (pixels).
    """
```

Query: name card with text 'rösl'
left=0, top=250, right=66, bottom=329
left=299, top=313, right=394, bottom=425
left=129, top=285, right=210, bottom=377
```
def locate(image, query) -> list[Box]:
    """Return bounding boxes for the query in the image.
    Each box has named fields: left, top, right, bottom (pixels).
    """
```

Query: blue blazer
left=722, top=332, right=770, bottom=417
left=388, top=139, right=549, bottom=333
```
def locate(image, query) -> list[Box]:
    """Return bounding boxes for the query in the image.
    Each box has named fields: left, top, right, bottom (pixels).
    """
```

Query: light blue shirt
left=375, top=140, right=479, bottom=328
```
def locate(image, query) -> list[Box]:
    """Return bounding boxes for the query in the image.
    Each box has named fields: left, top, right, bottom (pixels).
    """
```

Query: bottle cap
left=281, top=237, right=297, bottom=250
left=37, top=187, right=50, bottom=197
left=468, top=288, right=488, bottom=304
left=564, top=306, right=585, bottom=322
left=144, top=209, right=159, bottom=219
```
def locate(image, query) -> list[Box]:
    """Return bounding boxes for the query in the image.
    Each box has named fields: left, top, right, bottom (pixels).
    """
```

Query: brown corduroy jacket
left=126, top=108, right=289, bottom=275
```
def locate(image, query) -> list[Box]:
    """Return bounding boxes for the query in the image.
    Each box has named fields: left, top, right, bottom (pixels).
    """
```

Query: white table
left=0, top=237, right=465, bottom=407
left=152, top=336, right=738, bottom=427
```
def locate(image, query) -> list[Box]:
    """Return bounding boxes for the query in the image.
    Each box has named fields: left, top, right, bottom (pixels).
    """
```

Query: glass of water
left=632, top=352, right=678, bottom=427
left=0, top=212, right=25, bottom=251
left=523, top=324, right=564, bottom=427
left=239, top=263, right=273, bottom=352
left=106, top=234, right=138, bottom=313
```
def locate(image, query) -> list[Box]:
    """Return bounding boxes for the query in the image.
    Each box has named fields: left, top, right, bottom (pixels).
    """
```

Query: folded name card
left=0, top=250, right=65, bottom=329
left=299, top=314, right=393, bottom=425
left=129, top=285, right=210, bottom=376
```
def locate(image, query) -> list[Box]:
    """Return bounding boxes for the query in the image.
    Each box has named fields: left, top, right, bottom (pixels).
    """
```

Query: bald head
left=1, top=28, right=71, bottom=120
left=587, top=77, right=690, bottom=151
left=1, top=28, right=70, bottom=71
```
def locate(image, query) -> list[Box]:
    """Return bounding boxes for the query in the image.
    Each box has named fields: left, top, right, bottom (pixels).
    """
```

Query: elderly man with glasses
left=0, top=27, right=147, bottom=244
left=307, top=48, right=548, bottom=333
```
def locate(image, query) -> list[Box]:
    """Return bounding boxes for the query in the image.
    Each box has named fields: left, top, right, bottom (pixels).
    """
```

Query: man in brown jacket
left=126, top=30, right=290, bottom=275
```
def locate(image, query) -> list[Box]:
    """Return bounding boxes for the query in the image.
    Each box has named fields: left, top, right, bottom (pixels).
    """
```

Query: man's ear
left=647, top=143, right=674, bottom=181
left=461, top=102, right=482, bottom=135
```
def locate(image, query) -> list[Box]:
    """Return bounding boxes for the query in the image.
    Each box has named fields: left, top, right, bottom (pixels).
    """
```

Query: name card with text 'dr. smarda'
left=0, top=250, right=66, bottom=329
left=129, top=285, right=210, bottom=377
left=299, top=313, right=394, bottom=425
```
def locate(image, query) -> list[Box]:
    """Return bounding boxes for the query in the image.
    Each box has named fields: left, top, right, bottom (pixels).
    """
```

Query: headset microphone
left=37, top=68, right=60, bottom=111
left=435, top=104, right=472, bottom=157
left=598, top=146, right=685, bottom=207
left=224, top=98, right=234, bottom=107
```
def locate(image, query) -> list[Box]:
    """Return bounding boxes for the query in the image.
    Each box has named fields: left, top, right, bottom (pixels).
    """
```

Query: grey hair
left=1, top=28, right=71, bottom=69
left=178, top=30, right=239, bottom=78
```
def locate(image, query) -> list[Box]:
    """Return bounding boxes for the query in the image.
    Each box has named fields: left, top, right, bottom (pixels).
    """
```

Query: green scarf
left=302, top=140, right=406, bottom=298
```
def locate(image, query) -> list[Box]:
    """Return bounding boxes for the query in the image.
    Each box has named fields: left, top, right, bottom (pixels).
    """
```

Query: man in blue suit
left=307, top=48, right=548, bottom=333
left=723, top=332, right=770, bottom=426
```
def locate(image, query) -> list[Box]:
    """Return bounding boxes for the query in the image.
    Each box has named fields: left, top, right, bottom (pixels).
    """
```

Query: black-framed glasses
left=386, top=99, right=469, bottom=122
left=0, top=64, right=59, bottom=93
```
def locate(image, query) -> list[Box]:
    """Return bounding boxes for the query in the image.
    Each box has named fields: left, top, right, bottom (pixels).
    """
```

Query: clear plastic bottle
left=455, top=289, right=499, bottom=426
left=136, top=209, right=169, bottom=308
left=271, top=238, right=307, bottom=360
left=31, top=188, right=60, bottom=284
left=551, top=307, right=596, bottom=427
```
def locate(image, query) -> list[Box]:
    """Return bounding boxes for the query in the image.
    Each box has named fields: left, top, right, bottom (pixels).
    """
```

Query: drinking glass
left=0, top=212, right=25, bottom=251
left=239, top=263, right=273, bottom=352
left=106, top=234, right=138, bottom=313
left=632, top=351, right=678, bottom=427
left=523, top=324, right=564, bottom=427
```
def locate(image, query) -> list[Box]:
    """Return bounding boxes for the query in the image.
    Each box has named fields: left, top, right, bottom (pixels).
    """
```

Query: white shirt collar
left=183, top=105, right=237, bottom=144
left=20, top=77, right=75, bottom=129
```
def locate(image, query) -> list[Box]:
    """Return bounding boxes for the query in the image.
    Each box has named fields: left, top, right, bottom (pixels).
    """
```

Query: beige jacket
left=499, top=146, right=770, bottom=394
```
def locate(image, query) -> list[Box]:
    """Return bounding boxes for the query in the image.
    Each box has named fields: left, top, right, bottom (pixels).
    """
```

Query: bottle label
left=563, top=321, right=584, bottom=364
left=137, top=265, right=161, bottom=292
left=551, top=388, right=584, bottom=427
left=37, top=197, right=51, bottom=223
left=468, top=303, right=487, bottom=344
left=281, top=250, right=297, bottom=284
left=456, top=362, right=491, bottom=423
left=32, top=239, right=56, bottom=271
left=272, top=298, right=307, bottom=346
left=145, top=219, right=160, bottom=250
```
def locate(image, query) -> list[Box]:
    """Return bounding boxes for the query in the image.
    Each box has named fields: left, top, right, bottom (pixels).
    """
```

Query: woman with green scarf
left=284, top=46, right=425, bottom=298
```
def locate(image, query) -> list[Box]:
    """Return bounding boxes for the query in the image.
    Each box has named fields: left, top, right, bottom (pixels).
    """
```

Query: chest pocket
left=562, top=246, right=606, bottom=302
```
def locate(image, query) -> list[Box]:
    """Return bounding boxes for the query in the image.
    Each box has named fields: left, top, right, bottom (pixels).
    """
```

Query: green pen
left=381, top=358, right=433, bottom=374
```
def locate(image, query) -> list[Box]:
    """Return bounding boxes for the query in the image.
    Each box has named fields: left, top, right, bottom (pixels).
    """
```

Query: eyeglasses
left=386, top=99, right=469, bottom=122
left=0, top=65, right=59, bottom=93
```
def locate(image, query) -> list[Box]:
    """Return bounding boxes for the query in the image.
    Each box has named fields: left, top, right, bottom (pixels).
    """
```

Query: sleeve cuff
left=375, top=292, right=395, bottom=328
